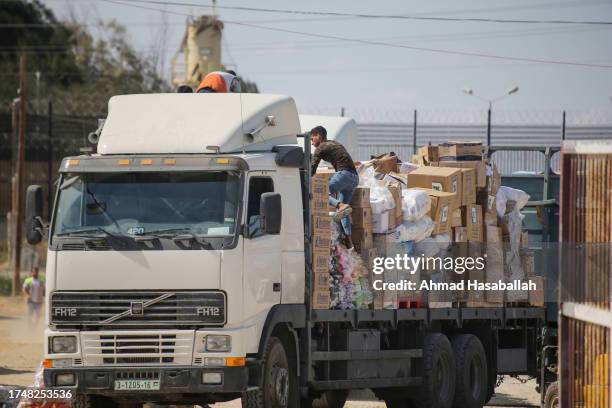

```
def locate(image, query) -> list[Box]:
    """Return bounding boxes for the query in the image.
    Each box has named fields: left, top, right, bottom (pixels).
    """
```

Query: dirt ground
left=0, top=296, right=540, bottom=407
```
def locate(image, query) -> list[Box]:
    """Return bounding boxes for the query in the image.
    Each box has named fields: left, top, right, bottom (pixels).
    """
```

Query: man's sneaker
left=333, top=204, right=352, bottom=222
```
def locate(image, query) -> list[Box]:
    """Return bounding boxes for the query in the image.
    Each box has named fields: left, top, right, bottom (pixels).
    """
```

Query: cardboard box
left=451, top=208, right=463, bottom=228
left=312, top=176, right=329, bottom=197
left=418, top=145, right=439, bottom=164
left=312, top=234, right=332, bottom=254
left=528, top=276, right=545, bottom=307
left=461, top=168, right=476, bottom=206
left=313, top=272, right=330, bottom=292
left=434, top=160, right=486, bottom=188
left=464, top=204, right=484, bottom=242
left=312, top=252, right=330, bottom=274
left=486, top=161, right=501, bottom=194
left=414, top=189, right=455, bottom=235
left=353, top=227, right=373, bottom=253
left=438, top=141, right=483, bottom=161
left=351, top=187, right=370, bottom=208
left=312, top=214, right=332, bottom=231
left=374, top=155, right=399, bottom=174
left=351, top=207, right=373, bottom=227
left=311, top=196, right=329, bottom=214
left=314, top=168, right=335, bottom=179
left=387, top=183, right=403, bottom=220
left=477, top=190, right=497, bottom=226
left=408, top=166, right=462, bottom=209
left=312, top=290, right=331, bottom=309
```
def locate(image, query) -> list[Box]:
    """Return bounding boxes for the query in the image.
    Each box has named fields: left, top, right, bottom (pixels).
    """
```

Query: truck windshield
left=52, top=171, right=241, bottom=239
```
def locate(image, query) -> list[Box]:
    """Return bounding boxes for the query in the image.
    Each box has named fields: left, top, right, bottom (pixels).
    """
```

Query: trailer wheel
left=451, top=334, right=487, bottom=408
left=543, top=382, right=559, bottom=408
left=242, top=336, right=297, bottom=408
left=413, top=333, right=456, bottom=408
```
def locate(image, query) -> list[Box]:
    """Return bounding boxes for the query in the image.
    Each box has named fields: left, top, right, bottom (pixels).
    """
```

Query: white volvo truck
left=25, top=93, right=550, bottom=408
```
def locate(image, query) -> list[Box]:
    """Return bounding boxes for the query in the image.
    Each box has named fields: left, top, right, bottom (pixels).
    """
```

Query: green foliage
left=0, top=0, right=170, bottom=115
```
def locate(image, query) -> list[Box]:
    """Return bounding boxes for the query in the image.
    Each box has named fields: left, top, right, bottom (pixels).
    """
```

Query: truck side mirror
left=260, top=192, right=281, bottom=235
left=25, top=185, right=44, bottom=245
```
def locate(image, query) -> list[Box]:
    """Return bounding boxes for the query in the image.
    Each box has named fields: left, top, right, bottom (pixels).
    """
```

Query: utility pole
left=12, top=55, right=27, bottom=296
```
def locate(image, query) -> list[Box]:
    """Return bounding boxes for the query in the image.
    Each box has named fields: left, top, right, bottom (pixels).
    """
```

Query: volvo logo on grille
left=131, top=302, right=144, bottom=315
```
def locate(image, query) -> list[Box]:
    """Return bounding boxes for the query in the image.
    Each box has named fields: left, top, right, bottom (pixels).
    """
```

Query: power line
left=114, top=0, right=612, bottom=26
left=103, top=0, right=612, bottom=69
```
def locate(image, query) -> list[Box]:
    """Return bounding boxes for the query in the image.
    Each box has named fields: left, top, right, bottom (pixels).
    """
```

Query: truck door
left=242, top=173, right=282, bottom=319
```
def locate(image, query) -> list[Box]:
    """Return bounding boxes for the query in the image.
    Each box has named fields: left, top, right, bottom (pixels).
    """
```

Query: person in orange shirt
left=196, top=70, right=241, bottom=93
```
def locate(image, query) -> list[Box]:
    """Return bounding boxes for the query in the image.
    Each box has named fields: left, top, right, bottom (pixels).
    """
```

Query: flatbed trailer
left=287, top=137, right=555, bottom=407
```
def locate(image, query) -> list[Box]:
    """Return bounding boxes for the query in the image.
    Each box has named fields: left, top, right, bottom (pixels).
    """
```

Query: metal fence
left=2, top=108, right=612, bottom=239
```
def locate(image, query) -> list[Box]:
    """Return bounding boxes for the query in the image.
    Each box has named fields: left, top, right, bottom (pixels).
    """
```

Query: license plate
left=114, top=379, right=160, bottom=391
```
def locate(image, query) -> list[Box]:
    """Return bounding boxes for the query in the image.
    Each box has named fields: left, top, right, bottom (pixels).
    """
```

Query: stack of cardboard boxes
left=311, top=173, right=333, bottom=309
left=413, top=141, right=542, bottom=307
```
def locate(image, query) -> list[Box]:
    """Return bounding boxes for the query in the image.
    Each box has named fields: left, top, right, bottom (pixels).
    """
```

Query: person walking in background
left=310, top=125, right=359, bottom=249
left=22, top=267, right=45, bottom=325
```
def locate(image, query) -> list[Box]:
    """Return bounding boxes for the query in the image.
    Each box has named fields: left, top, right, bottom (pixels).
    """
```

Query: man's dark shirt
left=311, top=140, right=357, bottom=176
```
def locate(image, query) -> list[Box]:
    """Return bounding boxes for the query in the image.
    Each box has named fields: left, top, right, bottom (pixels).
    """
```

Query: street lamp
left=462, top=86, right=520, bottom=148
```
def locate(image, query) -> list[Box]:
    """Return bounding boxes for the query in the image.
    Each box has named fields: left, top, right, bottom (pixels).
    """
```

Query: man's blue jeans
left=328, top=170, right=359, bottom=236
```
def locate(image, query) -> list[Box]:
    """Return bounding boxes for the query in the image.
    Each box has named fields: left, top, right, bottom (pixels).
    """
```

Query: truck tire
left=543, top=382, right=559, bottom=408
left=413, top=333, right=456, bottom=408
left=451, top=335, right=488, bottom=408
left=242, top=336, right=297, bottom=408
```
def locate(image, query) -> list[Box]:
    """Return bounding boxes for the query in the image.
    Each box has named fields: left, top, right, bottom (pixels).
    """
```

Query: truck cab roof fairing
left=97, top=93, right=300, bottom=155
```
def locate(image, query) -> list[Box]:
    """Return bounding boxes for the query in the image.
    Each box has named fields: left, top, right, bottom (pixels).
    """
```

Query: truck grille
left=81, top=331, right=193, bottom=366
left=51, top=291, right=226, bottom=328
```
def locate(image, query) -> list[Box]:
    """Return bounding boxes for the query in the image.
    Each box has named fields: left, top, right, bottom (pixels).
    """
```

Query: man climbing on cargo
left=196, top=70, right=241, bottom=93
left=310, top=125, right=359, bottom=249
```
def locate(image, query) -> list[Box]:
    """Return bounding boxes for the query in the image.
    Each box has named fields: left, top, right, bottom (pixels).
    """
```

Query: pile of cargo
left=311, top=141, right=544, bottom=310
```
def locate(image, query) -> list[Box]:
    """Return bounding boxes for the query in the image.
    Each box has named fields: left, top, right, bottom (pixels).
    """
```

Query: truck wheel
left=451, top=335, right=487, bottom=408
left=543, top=382, right=559, bottom=408
left=321, top=390, right=348, bottom=408
left=413, top=333, right=456, bottom=408
left=242, top=336, right=297, bottom=408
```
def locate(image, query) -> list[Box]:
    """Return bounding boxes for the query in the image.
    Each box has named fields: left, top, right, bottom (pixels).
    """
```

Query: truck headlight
left=205, top=335, right=231, bottom=352
left=50, top=336, right=77, bottom=354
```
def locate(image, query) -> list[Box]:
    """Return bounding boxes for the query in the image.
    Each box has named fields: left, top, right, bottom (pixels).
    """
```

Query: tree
left=0, top=0, right=170, bottom=115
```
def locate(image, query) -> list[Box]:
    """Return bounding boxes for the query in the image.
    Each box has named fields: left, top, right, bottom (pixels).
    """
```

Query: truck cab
left=26, top=93, right=310, bottom=407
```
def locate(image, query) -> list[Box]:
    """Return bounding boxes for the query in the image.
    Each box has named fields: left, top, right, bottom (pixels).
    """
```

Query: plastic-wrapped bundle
left=401, top=189, right=431, bottom=222
left=370, top=185, right=396, bottom=214
left=495, top=186, right=530, bottom=218
left=397, top=216, right=434, bottom=242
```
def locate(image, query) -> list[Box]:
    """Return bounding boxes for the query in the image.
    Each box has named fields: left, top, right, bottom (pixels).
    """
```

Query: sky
left=41, top=0, right=612, bottom=119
